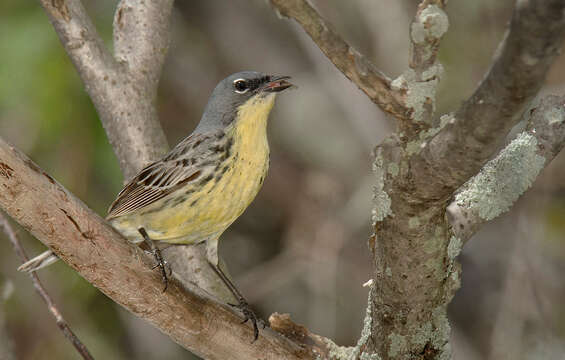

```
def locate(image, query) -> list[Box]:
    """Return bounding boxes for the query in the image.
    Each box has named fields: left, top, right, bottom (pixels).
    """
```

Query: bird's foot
left=149, top=248, right=170, bottom=292
left=229, top=299, right=262, bottom=342
left=138, top=227, right=170, bottom=292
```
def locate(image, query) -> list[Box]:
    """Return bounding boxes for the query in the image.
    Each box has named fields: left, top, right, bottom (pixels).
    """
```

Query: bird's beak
left=262, top=75, right=293, bottom=93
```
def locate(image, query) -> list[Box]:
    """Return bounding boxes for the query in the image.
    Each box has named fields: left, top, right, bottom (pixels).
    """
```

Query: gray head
left=196, top=71, right=292, bottom=131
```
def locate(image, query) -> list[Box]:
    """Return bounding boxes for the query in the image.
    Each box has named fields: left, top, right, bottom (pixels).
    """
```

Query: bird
left=19, top=71, right=294, bottom=340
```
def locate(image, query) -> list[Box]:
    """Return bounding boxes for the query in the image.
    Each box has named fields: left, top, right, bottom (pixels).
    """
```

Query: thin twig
left=269, top=0, right=408, bottom=119
left=390, top=0, right=448, bottom=129
left=0, top=213, right=94, bottom=360
left=409, top=1, right=447, bottom=73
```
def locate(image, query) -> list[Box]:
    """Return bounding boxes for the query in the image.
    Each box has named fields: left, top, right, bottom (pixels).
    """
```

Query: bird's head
left=198, top=71, right=293, bottom=131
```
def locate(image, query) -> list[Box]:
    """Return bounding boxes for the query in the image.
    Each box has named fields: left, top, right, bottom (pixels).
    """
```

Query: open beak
left=262, top=75, right=294, bottom=93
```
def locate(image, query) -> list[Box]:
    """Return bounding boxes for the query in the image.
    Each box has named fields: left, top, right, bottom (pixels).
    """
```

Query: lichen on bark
left=455, top=132, right=546, bottom=221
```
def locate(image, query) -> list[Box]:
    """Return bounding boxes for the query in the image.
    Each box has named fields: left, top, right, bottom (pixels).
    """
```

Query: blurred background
left=1, top=1, right=564, bottom=359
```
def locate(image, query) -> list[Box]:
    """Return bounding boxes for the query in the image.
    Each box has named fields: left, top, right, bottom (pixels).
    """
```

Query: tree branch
left=412, top=0, right=565, bottom=200
left=104, top=0, right=172, bottom=179
left=447, top=95, right=565, bottom=244
left=268, top=0, right=409, bottom=119
left=113, top=0, right=173, bottom=94
left=38, top=0, right=116, bottom=98
left=0, top=213, right=94, bottom=360
left=0, top=137, right=318, bottom=360
left=390, top=0, right=448, bottom=132
left=409, top=0, right=447, bottom=74
left=39, top=0, right=170, bottom=181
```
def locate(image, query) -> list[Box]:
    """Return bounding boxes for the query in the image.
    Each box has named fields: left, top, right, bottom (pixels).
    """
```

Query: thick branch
left=39, top=0, right=116, bottom=98
left=40, top=0, right=170, bottom=181
left=0, top=138, right=315, bottom=360
left=101, top=0, right=172, bottom=179
left=361, top=3, right=450, bottom=358
left=412, top=0, right=565, bottom=200
left=270, top=313, right=344, bottom=359
left=269, top=0, right=408, bottom=119
left=448, top=95, right=565, bottom=244
left=113, top=0, right=173, bottom=93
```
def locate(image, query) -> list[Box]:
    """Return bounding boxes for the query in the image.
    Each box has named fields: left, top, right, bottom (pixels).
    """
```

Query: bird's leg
left=138, top=227, right=169, bottom=292
left=209, top=262, right=263, bottom=342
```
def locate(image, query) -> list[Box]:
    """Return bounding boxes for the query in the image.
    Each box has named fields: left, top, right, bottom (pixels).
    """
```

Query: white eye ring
left=233, top=79, right=249, bottom=94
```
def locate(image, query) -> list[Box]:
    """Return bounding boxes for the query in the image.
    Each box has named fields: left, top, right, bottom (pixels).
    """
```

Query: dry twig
left=269, top=0, right=408, bottom=119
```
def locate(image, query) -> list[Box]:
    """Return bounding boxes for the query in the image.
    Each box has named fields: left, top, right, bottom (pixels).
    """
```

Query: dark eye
left=233, top=79, right=248, bottom=93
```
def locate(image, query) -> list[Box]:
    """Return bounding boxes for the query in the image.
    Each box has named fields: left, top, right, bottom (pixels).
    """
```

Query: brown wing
left=106, top=131, right=226, bottom=219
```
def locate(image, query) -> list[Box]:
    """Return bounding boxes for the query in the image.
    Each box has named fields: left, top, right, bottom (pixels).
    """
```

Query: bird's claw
left=230, top=300, right=260, bottom=342
left=138, top=228, right=170, bottom=293
left=149, top=249, right=169, bottom=292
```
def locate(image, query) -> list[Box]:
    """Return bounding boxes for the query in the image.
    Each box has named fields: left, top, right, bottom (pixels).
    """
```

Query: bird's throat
left=230, top=93, right=275, bottom=154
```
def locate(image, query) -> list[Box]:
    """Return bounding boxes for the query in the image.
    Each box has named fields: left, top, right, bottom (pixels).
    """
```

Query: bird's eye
left=233, top=79, right=248, bottom=93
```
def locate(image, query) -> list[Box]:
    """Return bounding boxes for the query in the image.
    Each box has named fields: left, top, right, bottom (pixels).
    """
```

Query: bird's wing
left=107, top=130, right=229, bottom=219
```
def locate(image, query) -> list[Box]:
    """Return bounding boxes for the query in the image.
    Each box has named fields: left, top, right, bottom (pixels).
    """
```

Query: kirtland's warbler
left=19, top=71, right=294, bottom=340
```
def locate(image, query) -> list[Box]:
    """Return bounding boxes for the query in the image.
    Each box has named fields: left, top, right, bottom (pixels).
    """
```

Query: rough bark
left=392, top=1, right=448, bottom=136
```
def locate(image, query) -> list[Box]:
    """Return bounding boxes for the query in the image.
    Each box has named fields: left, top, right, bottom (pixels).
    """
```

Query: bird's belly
left=110, top=149, right=269, bottom=244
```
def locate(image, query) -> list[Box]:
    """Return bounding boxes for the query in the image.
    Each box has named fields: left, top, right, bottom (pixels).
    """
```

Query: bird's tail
left=18, top=250, right=59, bottom=273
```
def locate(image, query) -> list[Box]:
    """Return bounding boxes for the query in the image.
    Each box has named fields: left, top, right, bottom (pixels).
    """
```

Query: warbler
left=20, top=71, right=294, bottom=340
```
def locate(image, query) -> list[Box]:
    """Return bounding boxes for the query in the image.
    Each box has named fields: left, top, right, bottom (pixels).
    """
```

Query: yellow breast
left=110, top=93, right=275, bottom=245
